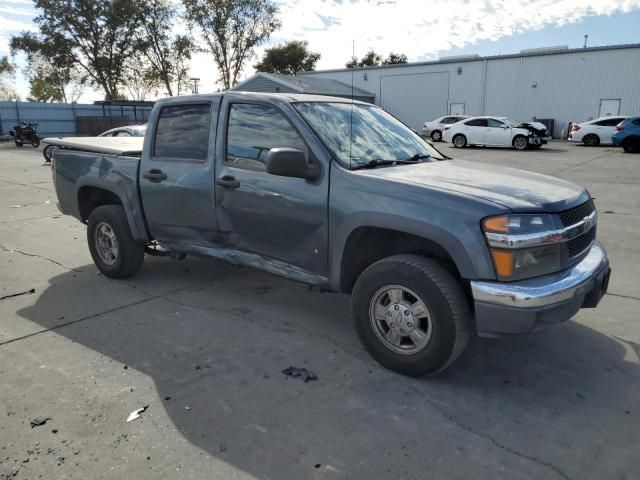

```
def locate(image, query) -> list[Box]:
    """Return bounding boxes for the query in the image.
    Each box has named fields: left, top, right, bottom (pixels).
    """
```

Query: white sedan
left=568, top=116, right=626, bottom=146
left=420, top=115, right=470, bottom=142
left=442, top=116, right=541, bottom=150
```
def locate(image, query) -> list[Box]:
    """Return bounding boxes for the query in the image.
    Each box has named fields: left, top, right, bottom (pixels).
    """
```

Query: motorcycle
left=9, top=121, right=40, bottom=148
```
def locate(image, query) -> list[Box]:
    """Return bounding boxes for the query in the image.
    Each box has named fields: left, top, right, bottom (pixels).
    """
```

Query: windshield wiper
left=400, top=153, right=431, bottom=162
left=350, top=158, right=420, bottom=171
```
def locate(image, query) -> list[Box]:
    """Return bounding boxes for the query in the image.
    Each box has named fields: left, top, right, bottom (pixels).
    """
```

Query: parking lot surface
left=1, top=141, right=639, bottom=479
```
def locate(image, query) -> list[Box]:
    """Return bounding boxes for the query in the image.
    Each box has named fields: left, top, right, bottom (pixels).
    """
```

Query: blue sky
left=1, top=0, right=639, bottom=100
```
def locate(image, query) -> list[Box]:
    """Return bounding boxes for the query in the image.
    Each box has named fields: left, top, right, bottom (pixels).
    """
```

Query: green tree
left=383, top=52, right=408, bottom=65
left=183, top=0, right=281, bottom=89
left=254, top=40, right=320, bottom=75
left=347, top=50, right=408, bottom=68
left=11, top=0, right=145, bottom=100
left=121, top=54, right=162, bottom=101
left=25, top=54, right=87, bottom=102
left=137, top=0, right=195, bottom=96
left=0, top=56, right=18, bottom=100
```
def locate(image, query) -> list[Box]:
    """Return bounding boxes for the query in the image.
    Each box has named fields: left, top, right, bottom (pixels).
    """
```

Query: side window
left=487, top=118, right=505, bottom=128
left=465, top=118, right=487, bottom=127
left=633, top=119, right=640, bottom=126
left=154, top=104, right=211, bottom=161
left=226, top=103, right=307, bottom=172
left=441, top=117, right=454, bottom=124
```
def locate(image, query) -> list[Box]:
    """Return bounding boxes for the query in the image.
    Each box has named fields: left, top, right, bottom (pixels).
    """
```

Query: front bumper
left=471, top=242, right=610, bottom=336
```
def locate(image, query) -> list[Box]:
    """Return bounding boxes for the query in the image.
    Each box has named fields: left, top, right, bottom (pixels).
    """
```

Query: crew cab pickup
left=46, top=92, right=611, bottom=376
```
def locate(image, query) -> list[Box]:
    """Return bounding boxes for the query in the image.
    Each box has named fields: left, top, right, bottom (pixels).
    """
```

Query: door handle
left=216, top=175, right=240, bottom=189
left=143, top=169, right=167, bottom=182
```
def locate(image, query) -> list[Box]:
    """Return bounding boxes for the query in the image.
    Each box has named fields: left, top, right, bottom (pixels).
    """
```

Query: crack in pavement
left=0, top=242, right=79, bottom=272
left=606, top=291, right=640, bottom=302
left=0, top=280, right=216, bottom=348
left=0, top=288, right=36, bottom=301
left=0, top=178, right=54, bottom=192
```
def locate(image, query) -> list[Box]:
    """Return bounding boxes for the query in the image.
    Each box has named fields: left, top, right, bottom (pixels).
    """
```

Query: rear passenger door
left=463, top=118, right=488, bottom=144
left=140, top=100, right=222, bottom=245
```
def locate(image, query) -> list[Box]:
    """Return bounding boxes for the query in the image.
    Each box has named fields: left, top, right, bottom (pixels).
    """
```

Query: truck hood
left=357, top=159, right=589, bottom=212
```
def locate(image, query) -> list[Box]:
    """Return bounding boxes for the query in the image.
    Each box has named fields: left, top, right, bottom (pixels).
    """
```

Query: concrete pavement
left=0, top=141, right=639, bottom=479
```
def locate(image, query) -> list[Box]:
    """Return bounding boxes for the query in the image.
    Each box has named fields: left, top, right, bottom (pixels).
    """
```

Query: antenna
left=349, top=40, right=354, bottom=168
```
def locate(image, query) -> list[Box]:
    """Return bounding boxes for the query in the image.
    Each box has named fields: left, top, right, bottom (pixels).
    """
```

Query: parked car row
left=569, top=115, right=640, bottom=153
left=423, top=113, right=640, bottom=153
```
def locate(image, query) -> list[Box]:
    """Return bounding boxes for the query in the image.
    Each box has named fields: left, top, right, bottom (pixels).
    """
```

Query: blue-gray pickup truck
left=46, top=92, right=611, bottom=376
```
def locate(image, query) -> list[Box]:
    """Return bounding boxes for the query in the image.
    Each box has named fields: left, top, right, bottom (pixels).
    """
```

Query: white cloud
left=0, top=5, right=34, bottom=15
left=272, top=0, right=640, bottom=70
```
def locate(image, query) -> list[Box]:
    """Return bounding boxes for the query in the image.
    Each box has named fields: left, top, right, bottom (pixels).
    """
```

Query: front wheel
left=31, top=136, right=40, bottom=148
left=452, top=134, right=467, bottom=148
left=87, top=205, right=144, bottom=278
left=351, top=254, right=471, bottom=376
left=513, top=135, right=528, bottom=151
left=15, top=138, right=24, bottom=147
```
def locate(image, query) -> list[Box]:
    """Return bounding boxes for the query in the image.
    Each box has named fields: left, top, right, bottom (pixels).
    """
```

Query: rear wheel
left=87, top=205, right=144, bottom=278
left=351, top=254, right=471, bottom=376
left=583, top=134, right=600, bottom=146
left=513, top=135, right=528, bottom=151
left=622, top=137, right=640, bottom=153
left=431, top=130, right=442, bottom=142
left=43, top=145, right=57, bottom=163
left=452, top=134, right=467, bottom=148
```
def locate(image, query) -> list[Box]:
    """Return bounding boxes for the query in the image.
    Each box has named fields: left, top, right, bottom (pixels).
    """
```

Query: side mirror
left=501, top=124, right=509, bottom=129
left=266, top=148, right=319, bottom=180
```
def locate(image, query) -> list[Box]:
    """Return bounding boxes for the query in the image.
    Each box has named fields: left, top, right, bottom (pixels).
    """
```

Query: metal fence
left=0, top=101, right=154, bottom=138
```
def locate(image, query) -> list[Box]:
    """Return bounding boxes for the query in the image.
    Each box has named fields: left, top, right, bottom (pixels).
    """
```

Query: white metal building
left=294, top=43, right=640, bottom=137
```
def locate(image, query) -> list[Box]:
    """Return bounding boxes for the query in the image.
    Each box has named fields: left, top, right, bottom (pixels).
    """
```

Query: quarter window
left=154, top=104, right=211, bottom=161
left=226, top=103, right=307, bottom=172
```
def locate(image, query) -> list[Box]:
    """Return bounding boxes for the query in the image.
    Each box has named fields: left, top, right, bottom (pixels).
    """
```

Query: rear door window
left=465, top=118, right=488, bottom=127
left=154, top=104, right=211, bottom=161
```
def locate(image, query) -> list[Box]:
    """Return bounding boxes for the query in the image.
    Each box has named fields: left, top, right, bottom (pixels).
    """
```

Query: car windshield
left=500, top=118, right=520, bottom=127
left=294, top=102, right=443, bottom=169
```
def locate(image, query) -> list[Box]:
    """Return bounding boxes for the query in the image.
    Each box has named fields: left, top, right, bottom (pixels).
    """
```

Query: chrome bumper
left=471, top=242, right=610, bottom=335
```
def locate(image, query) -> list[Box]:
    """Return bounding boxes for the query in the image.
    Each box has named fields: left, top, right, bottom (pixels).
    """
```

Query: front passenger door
left=485, top=118, right=511, bottom=146
left=215, top=102, right=329, bottom=275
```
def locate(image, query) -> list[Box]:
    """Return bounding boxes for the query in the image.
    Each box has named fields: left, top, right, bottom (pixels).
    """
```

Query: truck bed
left=43, top=136, right=144, bottom=156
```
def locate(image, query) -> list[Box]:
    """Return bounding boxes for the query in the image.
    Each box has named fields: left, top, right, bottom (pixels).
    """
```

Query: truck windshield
left=294, top=102, right=443, bottom=169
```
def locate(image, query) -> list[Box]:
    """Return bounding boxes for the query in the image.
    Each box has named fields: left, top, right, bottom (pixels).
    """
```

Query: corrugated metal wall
left=300, top=46, right=640, bottom=137
left=0, top=102, right=153, bottom=137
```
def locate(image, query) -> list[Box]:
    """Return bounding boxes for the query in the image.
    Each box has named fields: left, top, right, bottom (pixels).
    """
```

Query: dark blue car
left=612, top=116, right=640, bottom=153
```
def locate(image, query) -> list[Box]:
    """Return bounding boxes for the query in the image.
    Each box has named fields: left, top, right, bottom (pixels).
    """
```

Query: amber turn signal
left=490, top=250, right=514, bottom=277
left=482, top=216, right=509, bottom=233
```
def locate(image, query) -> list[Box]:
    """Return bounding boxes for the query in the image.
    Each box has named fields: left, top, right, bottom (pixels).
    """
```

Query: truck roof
left=154, top=91, right=372, bottom=107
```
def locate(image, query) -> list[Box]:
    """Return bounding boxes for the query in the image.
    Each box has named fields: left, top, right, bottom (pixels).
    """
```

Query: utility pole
left=190, top=77, right=200, bottom=94
left=583, top=34, right=588, bottom=48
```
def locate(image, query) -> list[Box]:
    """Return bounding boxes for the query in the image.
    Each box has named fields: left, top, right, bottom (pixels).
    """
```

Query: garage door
left=380, top=72, right=449, bottom=131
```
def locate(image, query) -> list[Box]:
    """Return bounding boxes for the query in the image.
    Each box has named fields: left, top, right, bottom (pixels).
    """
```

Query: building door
left=450, top=103, right=465, bottom=115
left=598, top=99, right=620, bottom=117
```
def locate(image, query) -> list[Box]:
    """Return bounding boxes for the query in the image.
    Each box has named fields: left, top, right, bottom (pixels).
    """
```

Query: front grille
left=559, top=199, right=595, bottom=227
left=567, top=227, right=596, bottom=257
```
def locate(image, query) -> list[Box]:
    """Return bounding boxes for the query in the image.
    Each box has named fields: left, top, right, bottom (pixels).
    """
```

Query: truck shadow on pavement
left=17, top=257, right=639, bottom=479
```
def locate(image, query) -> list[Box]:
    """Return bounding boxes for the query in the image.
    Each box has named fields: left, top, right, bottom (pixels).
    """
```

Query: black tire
left=452, top=134, right=467, bottom=148
left=43, top=145, right=57, bottom=162
left=15, top=139, right=24, bottom=147
left=512, top=135, right=528, bottom=151
left=87, top=205, right=144, bottom=278
left=351, top=254, right=472, bottom=376
left=31, top=136, right=40, bottom=148
left=430, top=130, right=442, bottom=142
left=583, top=134, right=600, bottom=146
left=622, top=137, right=640, bottom=153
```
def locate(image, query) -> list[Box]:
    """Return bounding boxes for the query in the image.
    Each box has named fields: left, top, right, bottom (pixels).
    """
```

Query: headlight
left=482, top=214, right=562, bottom=281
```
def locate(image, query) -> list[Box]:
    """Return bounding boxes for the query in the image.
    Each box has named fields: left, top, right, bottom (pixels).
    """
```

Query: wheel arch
left=331, top=219, right=477, bottom=294
left=77, top=180, right=149, bottom=243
